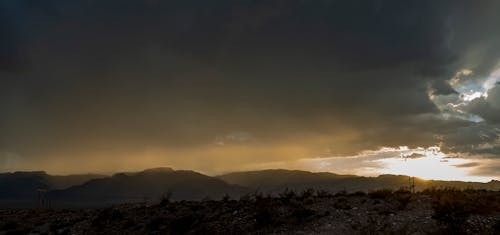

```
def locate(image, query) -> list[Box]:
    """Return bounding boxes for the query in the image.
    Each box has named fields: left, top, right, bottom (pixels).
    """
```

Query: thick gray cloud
left=1, top=0, right=500, bottom=174
left=464, top=85, right=500, bottom=123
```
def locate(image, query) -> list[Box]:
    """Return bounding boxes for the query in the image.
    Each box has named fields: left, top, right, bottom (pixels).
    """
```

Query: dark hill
left=217, top=169, right=354, bottom=192
left=0, top=171, right=50, bottom=198
left=48, top=168, right=247, bottom=207
left=0, top=171, right=104, bottom=208
left=2, top=168, right=499, bottom=208
left=217, top=169, right=500, bottom=193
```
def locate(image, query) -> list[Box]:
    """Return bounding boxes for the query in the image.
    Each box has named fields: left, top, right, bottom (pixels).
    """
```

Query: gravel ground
left=1, top=190, right=499, bottom=235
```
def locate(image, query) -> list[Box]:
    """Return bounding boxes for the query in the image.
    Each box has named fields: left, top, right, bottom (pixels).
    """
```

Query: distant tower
left=37, top=188, right=47, bottom=208
left=402, top=153, right=416, bottom=193
left=408, top=176, right=415, bottom=193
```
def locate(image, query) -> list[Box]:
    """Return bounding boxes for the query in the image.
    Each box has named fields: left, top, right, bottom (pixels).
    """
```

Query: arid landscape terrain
left=1, top=188, right=499, bottom=234
left=1, top=168, right=500, bottom=234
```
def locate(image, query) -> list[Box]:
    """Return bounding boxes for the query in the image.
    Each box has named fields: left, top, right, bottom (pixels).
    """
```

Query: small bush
left=278, top=188, right=297, bottom=204
left=170, top=214, right=199, bottom=235
left=349, top=191, right=366, bottom=197
left=493, top=220, right=500, bottom=233
left=316, top=189, right=332, bottom=198
left=334, top=197, right=351, bottom=210
left=334, top=190, right=347, bottom=197
left=1, top=221, right=18, bottom=230
left=160, top=191, right=172, bottom=206
left=368, top=189, right=393, bottom=199
left=147, top=216, right=165, bottom=230
left=291, top=204, right=315, bottom=223
left=239, top=193, right=252, bottom=202
left=432, top=191, right=471, bottom=232
left=254, top=197, right=279, bottom=227
left=299, top=188, right=315, bottom=201
left=92, top=208, right=124, bottom=228
left=393, top=190, right=412, bottom=210
left=221, top=194, right=231, bottom=202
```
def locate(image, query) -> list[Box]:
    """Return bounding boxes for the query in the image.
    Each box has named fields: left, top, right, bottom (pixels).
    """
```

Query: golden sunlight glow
left=298, top=146, right=495, bottom=182
left=375, top=149, right=490, bottom=182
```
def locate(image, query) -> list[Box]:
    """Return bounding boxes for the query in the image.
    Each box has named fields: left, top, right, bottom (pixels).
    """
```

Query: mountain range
left=1, top=168, right=499, bottom=208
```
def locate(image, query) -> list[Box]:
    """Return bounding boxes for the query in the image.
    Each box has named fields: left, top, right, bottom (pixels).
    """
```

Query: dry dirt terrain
left=0, top=189, right=499, bottom=235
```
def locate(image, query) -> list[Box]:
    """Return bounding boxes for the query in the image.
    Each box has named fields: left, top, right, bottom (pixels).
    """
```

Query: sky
left=1, top=0, right=500, bottom=181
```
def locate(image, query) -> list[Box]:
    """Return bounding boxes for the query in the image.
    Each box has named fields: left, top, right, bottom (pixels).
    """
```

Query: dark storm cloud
left=0, top=6, right=23, bottom=72
left=439, top=121, right=500, bottom=156
left=464, top=85, right=500, bottom=124
left=470, top=164, right=500, bottom=177
left=1, top=0, right=500, bottom=173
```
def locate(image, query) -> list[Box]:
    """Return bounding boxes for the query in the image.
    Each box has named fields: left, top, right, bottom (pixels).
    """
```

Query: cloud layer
left=1, top=0, right=500, bottom=177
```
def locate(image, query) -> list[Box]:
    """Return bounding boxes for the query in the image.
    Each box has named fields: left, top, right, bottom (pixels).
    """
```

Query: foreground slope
left=1, top=189, right=499, bottom=234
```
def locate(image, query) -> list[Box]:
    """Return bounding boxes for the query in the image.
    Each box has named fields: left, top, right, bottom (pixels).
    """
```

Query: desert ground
left=1, top=189, right=499, bottom=235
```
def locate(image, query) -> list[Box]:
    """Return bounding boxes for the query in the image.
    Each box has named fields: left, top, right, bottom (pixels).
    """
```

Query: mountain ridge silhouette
left=1, top=168, right=498, bottom=208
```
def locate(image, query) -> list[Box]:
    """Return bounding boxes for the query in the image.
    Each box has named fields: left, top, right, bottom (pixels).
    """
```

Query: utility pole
left=402, top=153, right=416, bottom=193
left=37, top=188, right=47, bottom=208
left=408, top=176, right=415, bottom=193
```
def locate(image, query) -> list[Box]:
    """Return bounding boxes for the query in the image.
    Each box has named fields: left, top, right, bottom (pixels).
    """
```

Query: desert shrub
left=299, top=188, right=315, bottom=200
left=254, top=197, right=279, bottom=227
left=422, top=187, right=461, bottom=198
left=160, top=191, right=172, bottom=206
left=221, top=194, right=231, bottom=202
left=375, top=206, right=395, bottom=216
left=493, top=220, right=500, bottom=233
left=102, top=208, right=124, bottom=220
left=201, top=196, right=213, bottom=202
left=169, top=214, right=200, bottom=235
left=427, top=188, right=499, bottom=227
left=239, top=193, right=252, bottom=202
left=92, top=208, right=124, bottom=228
left=421, top=187, right=438, bottom=196
left=1, top=221, right=18, bottom=230
left=291, top=204, right=315, bottom=223
left=188, top=203, right=205, bottom=211
left=349, top=191, right=367, bottom=197
left=368, top=189, right=393, bottom=199
left=298, top=188, right=315, bottom=205
left=278, top=188, right=297, bottom=204
left=0, top=221, right=29, bottom=235
left=316, top=189, right=332, bottom=198
left=393, top=190, right=412, bottom=210
left=432, top=191, right=471, bottom=232
left=255, top=207, right=274, bottom=227
left=394, top=188, right=411, bottom=194
left=467, top=192, right=500, bottom=215
left=334, top=197, right=352, bottom=210
left=147, top=216, right=166, bottom=231
left=122, top=219, right=135, bottom=229
left=334, top=190, right=347, bottom=197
